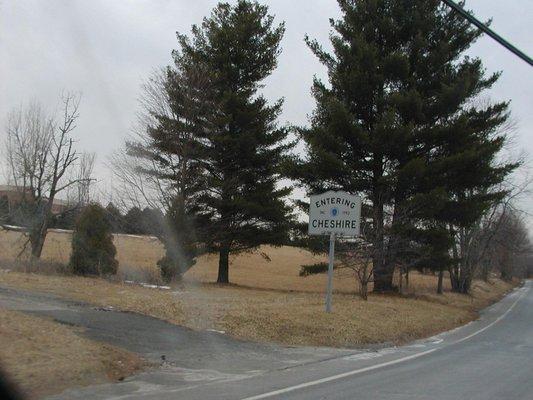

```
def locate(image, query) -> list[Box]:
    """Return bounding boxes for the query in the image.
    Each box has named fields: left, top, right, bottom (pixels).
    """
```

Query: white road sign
left=308, top=190, right=362, bottom=313
left=308, top=191, right=361, bottom=236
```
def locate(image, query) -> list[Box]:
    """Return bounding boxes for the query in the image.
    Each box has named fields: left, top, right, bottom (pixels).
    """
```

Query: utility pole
left=441, top=0, right=532, bottom=67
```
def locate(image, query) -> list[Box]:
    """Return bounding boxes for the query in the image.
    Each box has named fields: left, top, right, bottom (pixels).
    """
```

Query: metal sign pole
left=325, top=232, right=335, bottom=313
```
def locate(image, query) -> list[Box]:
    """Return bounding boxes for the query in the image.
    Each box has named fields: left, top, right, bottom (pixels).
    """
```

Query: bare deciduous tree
left=108, top=68, right=180, bottom=212
left=337, top=238, right=374, bottom=300
left=449, top=171, right=531, bottom=292
left=3, top=94, right=95, bottom=259
left=478, top=206, right=532, bottom=282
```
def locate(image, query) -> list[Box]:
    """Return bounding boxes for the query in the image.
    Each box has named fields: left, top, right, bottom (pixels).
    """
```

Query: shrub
left=70, top=203, right=118, bottom=276
left=299, top=262, right=330, bottom=277
left=157, top=255, right=180, bottom=284
left=157, top=249, right=196, bottom=284
left=0, top=195, right=9, bottom=223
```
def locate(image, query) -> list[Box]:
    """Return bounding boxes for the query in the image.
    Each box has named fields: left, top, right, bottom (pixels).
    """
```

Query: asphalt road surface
left=0, top=280, right=531, bottom=400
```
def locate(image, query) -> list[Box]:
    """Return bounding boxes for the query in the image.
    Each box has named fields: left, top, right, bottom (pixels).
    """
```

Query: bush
left=157, top=255, right=181, bottom=284
left=0, top=195, right=9, bottom=223
left=157, top=249, right=196, bottom=283
left=70, top=203, right=118, bottom=276
left=299, top=262, right=330, bottom=277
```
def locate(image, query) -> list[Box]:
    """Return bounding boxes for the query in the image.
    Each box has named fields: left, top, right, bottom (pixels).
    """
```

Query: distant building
left=0, top=184, right=70, bottom=215
left=0, top=185, right=28, bottom=213
left=50, top=198, right=70, bottom=214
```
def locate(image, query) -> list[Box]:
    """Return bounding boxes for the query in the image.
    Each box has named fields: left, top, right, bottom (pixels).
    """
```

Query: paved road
left=0, top=281, right=531, bottom=400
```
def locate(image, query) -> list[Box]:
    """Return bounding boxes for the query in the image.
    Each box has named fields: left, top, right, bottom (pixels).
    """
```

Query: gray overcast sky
left=1, top=0, right=532, bottom=214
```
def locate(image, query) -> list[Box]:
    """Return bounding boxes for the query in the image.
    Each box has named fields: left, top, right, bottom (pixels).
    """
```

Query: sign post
left=325, top=232, right=335, bottom=313
left=309, top=191, right=361, bottom=313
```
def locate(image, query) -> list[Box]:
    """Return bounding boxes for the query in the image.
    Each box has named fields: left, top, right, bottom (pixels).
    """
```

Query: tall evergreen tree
left=289, top=0, right=516, bottom=292
left=428, top=99, right=517, bottom=293
left=105, top=203, right=125, bottom=233
left=125, top=49, right=215, bottom=279
left=123, top=206, right=144, bottom=234
left=174, top=0, right=293, bottom=283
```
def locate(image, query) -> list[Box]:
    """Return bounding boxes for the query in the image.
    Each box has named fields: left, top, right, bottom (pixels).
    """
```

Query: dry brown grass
left=0, top=307, right=145, bottom=399
left=1, top=229, right=444, bottom=294
left=0, top=230, right=518, bottom=347
left=0, top=228, right=165, bottom=278
left=0, top=272, right=184, bottom=324
left=0, top=268, right=516, bottom=348
left=173, top=274, right=515, bottom=346
left=185, top=245, right=362, bottom=292
left=1, top=229, right=353, bottom=291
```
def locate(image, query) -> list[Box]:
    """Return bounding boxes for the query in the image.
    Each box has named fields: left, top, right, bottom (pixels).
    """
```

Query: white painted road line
left=241, top=347, right=439, bottom=400
left=241, top=284, right=529, bottom=400
left=454, top=285, right=528, bottom=344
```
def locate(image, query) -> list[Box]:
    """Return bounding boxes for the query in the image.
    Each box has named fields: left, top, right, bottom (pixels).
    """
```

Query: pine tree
left=126, top=50, right=214, bottom=279
left=105, top=203, right=125, bottom=233
left=0, top=195, right=10, bottom=223
left=140, top=207, right=165, bottom=236
left=70, top=204, right=118, bottom=276
left=289, top=0, right=516, bottom=292
left=174, top=0, right=293, bottom=283
left=428, top=102, right=518, bottom=292
left=123, top=207, right=144, bottom=234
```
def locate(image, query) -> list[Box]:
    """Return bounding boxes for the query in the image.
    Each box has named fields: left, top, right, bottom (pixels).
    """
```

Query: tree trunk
left=500, top=251, right=512, bottom=281
left=372, top=193, right=394, bottom=292
left=31, top=229, right=47, bottom=259
left=482, top=265, right=489, bottom=282
left=449, top=232, right=463, bottom=293
left=30, top=202, right=53, bottom=259
left=452, top=228, right=473, bottom=294
left=217, top=245, right=230, bottom=284
left=360, top=282, right=368, bottom=300
left=373, top=266, right=394, bottom=292
left=450, top=270, right=459, bottom=292
left=373, top=268, right=394, bottom=292
left=463, top=277, right=472, bottom=293
left=405, top=268, right=409, bottom=290
left=437, top=268, right=444, bottom=294
left=450, top=264, right=472, bottom=294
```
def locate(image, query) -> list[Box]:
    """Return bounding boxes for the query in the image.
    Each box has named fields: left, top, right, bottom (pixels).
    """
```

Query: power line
left=441, top=0, right=533, bottom=67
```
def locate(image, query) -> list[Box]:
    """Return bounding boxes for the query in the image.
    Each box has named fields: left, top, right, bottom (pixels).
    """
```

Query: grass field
left=0, top=228, right=518, bottom=347
left=0, top=307, right=145, bottom=399
left=0, top=269, right=515, bottom=347
left=1, top=228, right=353, bottom=292
left=0, top=228, right=451, bottom=294
left=0, top=228, right=165, bottom=277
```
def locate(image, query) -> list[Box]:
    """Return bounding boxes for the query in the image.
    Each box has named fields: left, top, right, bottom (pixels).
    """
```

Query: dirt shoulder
left=0, top=307, right=146, bottom=399
left=0, top=270, right=517, bottom=348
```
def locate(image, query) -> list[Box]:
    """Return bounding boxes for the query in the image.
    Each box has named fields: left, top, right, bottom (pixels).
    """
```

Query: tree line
left=3, top=0, right=531, bottom=292
left=1, top=198, right=162, bottom=236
